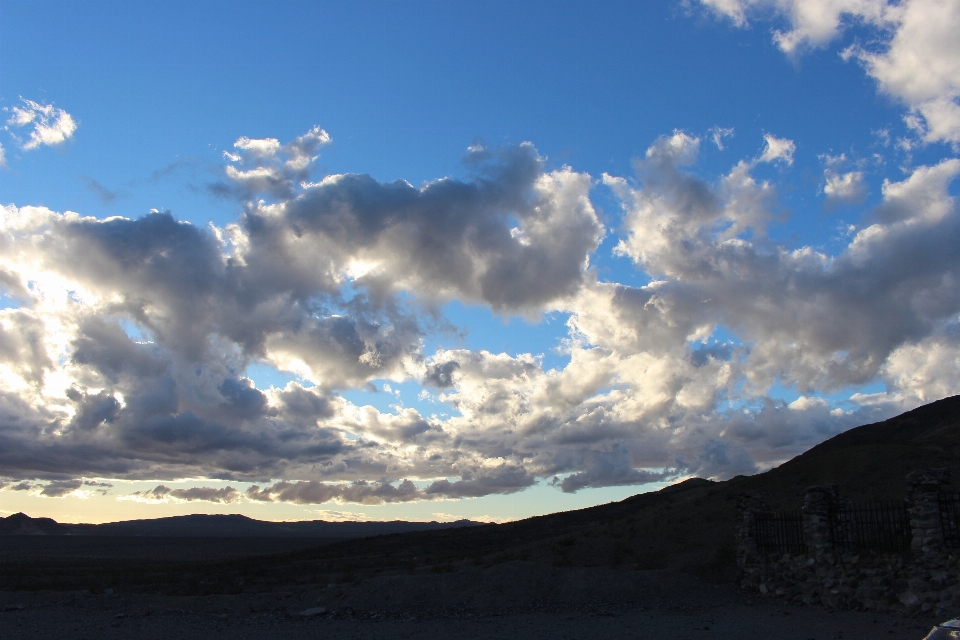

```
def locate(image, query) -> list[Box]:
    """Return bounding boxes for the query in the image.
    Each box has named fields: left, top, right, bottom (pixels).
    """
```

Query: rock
left=898, top=591, right=920, bottom=607
left=300, top=606, right=327, bottom=617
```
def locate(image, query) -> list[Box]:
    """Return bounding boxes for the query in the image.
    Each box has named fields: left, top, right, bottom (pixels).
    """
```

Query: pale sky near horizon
left=1, top=0, right=960, bottom=524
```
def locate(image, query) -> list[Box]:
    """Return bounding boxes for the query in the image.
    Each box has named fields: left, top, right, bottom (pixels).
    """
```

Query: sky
left=1, top=0, right=959, bottom=524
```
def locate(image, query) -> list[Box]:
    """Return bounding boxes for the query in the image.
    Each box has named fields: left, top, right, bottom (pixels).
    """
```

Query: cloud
left=820, top=153, right=868, bottom=205
left=81, top=178, right=121, bottom=204
left=697, top=0, right=891, bottom=53
left=214, top=126, right=331, bottom=199
left=881, top=323, right=960, bottom=403
left=123, top=484, right=242, bottom=503
left=824, top=169, right=867, bottom=204
left=557, top=444, right=678, bottom=493
left=6, top=98, right=77, bottom=150
left=607, top=143, right=960, bottom=396
left=315, top=509, right=366, bottom=521
left=231, top=141, right=603, bottom=315
left=758, top=133, right=795, bottom=165
left=699, top=0, right=960, bottom=144
left=846, top=0, right=960, bottom=144
left=709, top=126, right=735, bottom=150
left=38, top=479, right=83, bottom=497
left=1, top=128, right=959, bottom=499
left=245, top=467, right=534, bottom=505
left=0, top=142, right=6, bottom=168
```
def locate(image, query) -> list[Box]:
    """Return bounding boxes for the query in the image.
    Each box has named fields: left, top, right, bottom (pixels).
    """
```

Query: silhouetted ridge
left=0, top=512, right=480, bottom=537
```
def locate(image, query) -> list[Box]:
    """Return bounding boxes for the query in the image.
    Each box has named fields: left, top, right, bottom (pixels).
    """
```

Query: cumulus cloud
left=847, top=0, right=960, bottom=144
left=821, top=154, right=867, bottom=205
left=881, top=324, right=960, bottom=404
left=1, top=126, right=959, bottom=501
left=214, top=126, right=331, bottom=200
left=698, top=0, right=892, bottom=53
left=758, top=133, right=796, bottom=165
left=6, top=98, right=77, bottom=150
left=824, top=169, right=867, bottom=204
left=699, top=0, right=960, bottom=144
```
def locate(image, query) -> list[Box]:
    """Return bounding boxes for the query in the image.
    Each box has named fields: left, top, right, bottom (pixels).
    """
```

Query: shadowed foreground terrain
left=3, top=395, right=960, bottom=638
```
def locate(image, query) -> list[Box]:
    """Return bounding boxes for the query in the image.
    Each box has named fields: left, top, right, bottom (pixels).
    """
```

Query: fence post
left=737, top=493, right=769, bottom=588
left=906, top=468, right=950, bottom=557
left=802, top=485, right=838, bottom=560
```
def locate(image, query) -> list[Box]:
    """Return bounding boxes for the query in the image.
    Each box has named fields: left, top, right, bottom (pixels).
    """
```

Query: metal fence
left=754, top=510, right=806, bottom=555
left=939, top=492, right=960, bottom=549
left=829, top=500, right=910, bottom=554
left=754, top=500, right=910, bottom=555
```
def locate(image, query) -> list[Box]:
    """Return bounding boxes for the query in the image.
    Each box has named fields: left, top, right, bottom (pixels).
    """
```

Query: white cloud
left=822, top=157, right=868, bottom=205
left=848, top=0, right=960, bottom=144
left=698, top=0, right=892, bottom=53
left=217, top=125, right=331, bottom=199
left=1, top=129, right=959, bottom=499
left=758, top=133, right=796, bottom=164
left=699, top=0, right=960, bottom=144
left=709, top=126, right=735, bottom=149
left=6, top=98, right=77, bottom=150
left=881, top=325, right=960, bottom=403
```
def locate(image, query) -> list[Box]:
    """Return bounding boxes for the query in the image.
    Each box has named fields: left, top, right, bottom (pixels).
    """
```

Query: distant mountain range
left=0, top=512, right=480, bottom=538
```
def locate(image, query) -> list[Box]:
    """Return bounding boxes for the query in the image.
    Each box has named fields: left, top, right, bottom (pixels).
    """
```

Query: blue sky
left=1, top=0, right=959, bottom=524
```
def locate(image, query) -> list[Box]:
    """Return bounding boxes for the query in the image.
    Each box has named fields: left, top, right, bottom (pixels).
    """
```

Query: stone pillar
left=736, top=493, right=770, bottom=588
left=907, top=468, right=950, bottom=557
left=802, top=485, right=839, bottom=560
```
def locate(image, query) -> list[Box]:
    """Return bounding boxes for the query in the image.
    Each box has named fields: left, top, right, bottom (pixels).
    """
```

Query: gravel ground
left=0, top=562, right=946, bottom=639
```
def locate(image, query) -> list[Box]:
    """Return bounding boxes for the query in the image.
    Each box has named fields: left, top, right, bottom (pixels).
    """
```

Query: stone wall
left=737, top=469, right=960, bottom=617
